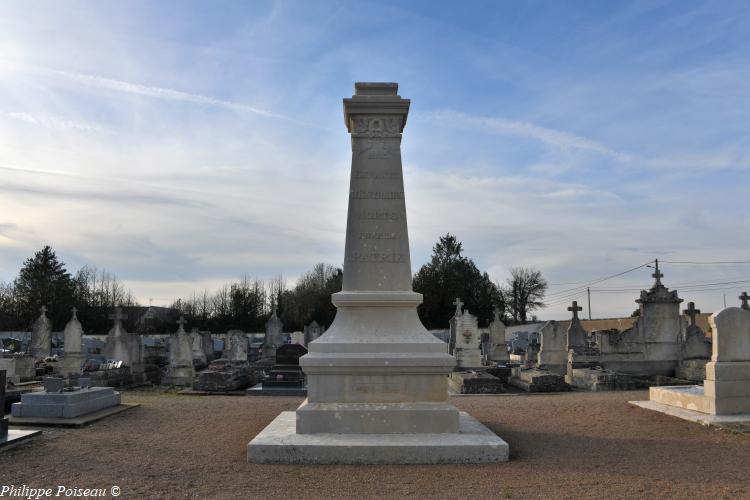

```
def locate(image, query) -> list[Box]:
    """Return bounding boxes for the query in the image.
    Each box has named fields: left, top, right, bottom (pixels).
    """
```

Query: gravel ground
left=1, top=389, right=749, bottom=499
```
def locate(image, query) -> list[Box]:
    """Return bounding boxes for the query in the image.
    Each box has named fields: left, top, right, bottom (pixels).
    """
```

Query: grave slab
left=248, top=411, right=508, bottom=464
left=9, top=403, right=139, bottom=427
left=629, top=400, right=750, bottom=426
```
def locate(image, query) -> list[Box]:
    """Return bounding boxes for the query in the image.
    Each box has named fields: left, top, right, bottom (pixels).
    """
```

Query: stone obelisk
left=248, top=83, right=508, bottom=464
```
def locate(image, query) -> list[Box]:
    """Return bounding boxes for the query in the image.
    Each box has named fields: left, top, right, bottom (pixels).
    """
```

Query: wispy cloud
left=1, top=60, right=313, bottom=126
left=1, top=111, right=104, bottom=133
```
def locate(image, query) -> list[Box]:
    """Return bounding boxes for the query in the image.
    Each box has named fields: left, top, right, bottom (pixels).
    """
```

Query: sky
left=1, top=0, right=749, bottom=320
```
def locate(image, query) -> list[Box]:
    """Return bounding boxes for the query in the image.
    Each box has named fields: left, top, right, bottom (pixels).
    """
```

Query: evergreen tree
left=13, top=245, right=75, bottom=329
left=413, top=234, right=502, bottom=329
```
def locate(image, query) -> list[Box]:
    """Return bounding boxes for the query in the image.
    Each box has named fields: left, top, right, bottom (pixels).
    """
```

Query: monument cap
left=354, top=82, right=399, bottom=96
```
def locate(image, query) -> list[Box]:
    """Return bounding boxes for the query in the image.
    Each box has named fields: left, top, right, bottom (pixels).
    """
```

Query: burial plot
left=677, top=302, right=712, bottom=381
left=10, top=376, right=136, bottom=426
left=0, top=370, right=41, bottom=449
left=248, top=82, right=508, bottom=464
left=192, top=330, right=251, bottom=393
left=248, top=344, right=308, bottom=396
left=632, top=306, right=750, bottom=425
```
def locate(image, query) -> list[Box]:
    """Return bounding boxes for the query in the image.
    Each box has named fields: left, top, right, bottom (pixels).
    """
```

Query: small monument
left=225, top=330, right=248, bottom=363
left=448, top=298, right=464, bottom=355
left=634, top=307, right=750, bottom=423
left=248, top=82, right=508, bottom=463
left=59, top=308, right=86, bottom=376
left=248, top=344, right=308, bottom=396
left=453, top=309, right=483, bottom=369
left=189, top=327, right=208, bottom=368
left=487, top=308, right=509, bottom=363
left=678, top=302, right=712, bottom=381
left=102, top=307, right=144, bottom=384
left=262, top=309, right=284, bottom=360
left=290, top=331, right=305, bottom=346
left=740, top=291, right=749, bottom=311
left=536, top=320, right=567, bottom=375
left=566, top=301, right=588, bottom=352
left=165, top=316, right=195, bottom=387
left=11, top=376, right=127, bottom=423
left=303, top=321, right=323, bottom=345
left=29, top=306, right=52, bottom=359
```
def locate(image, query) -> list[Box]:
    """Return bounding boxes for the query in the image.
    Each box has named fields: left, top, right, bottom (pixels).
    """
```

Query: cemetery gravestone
left=59, top=308, right=87, bottom=376
left=30, top=306, right=52, bottom=359
left=165, top=317, right=195, bottom=387
left=488, top=308, right=509, bottom=363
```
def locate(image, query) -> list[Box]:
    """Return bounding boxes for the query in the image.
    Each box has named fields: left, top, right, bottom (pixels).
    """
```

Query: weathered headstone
left=189, top=327, right=208, bottom=367
left=290, top=331, right=305, bottom=346
left=165, top=316, right=195, bottom=386
left=448, top=297, right=464, bottom=355
left=454, top=309, right=483, bottom=369
left=102, top=307, right=144, bottom=383
left=225, top=330, right=248, bottom=363
left=566, top=301, right=588, bottom=352
left=59, top=308, right=87, bottom=376
left=248, top=82, right=508, bottom=464
left=303, top=320, right=323, bottom=345
left=536, top=320, right=567, bottom=375
left=263, top=309, right=284, bottom=360
left=29, top=305, right=52, bottom=358
left=487, top=308, right=509, bottom=363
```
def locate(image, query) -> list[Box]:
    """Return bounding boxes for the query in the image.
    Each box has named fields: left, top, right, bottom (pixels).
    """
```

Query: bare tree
left=504, top=267, right=547, bottom=324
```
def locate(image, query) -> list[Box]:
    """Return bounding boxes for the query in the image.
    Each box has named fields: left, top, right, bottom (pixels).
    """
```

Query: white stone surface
left=537, top=320, right=567, bottom=374
left=248, top=411, right=509, bottom=464
left=488, top=309, right=509, bottom=363
left=29, top=306, right=52, bottom=358
left=189, top=328, right=207, bottom=365
left=630, top=399, right=750, bottom=425
left=167, top=317, right=194, bottom=386
left=249, top=82, right=505, bottom=464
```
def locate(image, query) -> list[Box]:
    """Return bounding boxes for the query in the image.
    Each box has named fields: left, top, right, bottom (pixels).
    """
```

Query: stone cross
left=568, top=301, right=583, bottom=320
left=683, top=302, right=700, bottom=327
left=108, top=307, right=128, bottom=324
left=740, top=292, right=750, bottom=311
left=176, top=316, right=188, bottom=331
left=652, top=259, right=663, bottom=285
left=39, top=305, right=47, bottom=316
left=453, top=298, right=464, bottom=316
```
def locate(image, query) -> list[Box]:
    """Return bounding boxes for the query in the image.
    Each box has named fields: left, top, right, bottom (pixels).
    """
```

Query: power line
left=545, top=260, right=654, bottom=299
left=661, top=260, right=750, bottom=265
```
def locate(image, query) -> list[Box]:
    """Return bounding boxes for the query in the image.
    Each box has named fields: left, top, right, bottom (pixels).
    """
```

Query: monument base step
left=246, top=383, right=307, bottom=397
left=0, top=429, right=42, bottom=450
left=630, top=400, right=750, bottom=426
left=9, top=404, right=139, bottom=427
left=247, top=411, right=509, bottom=464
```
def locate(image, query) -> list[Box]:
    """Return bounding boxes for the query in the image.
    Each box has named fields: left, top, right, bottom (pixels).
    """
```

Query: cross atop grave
left=568, top=301, right=583, bottom=320
left=453, top=298, right=464, bottom=316
left=108, top=307, right=128, bottom=325
left=740, top=292, right=750, bottom=311
left=651, top=259, right=664, bottom=285
left=493, top=307, right=501, bottom=323
left=176, top=315, right=188, bottom=331
left=39, top=305, right=47, bottom=316
left=71, top=307, right=78, bottom=319
left=683, top=302, right=700, bottom=327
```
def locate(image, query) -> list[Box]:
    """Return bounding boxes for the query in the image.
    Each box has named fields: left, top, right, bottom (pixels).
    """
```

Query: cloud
left=1, top=60, right=313, bottom=126
left=1, top=111, right=104, bottom=133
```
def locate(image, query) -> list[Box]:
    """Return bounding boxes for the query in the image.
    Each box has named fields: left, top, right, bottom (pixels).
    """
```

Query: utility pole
left=587, top=287, right=592, bottom=320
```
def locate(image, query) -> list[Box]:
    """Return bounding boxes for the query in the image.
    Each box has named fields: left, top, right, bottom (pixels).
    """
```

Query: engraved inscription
left=348, top=252, right=405, bottom=263
left=354, top=383, right=403, bottom=395
left=352, top=171, right=400, bottom=180
left=351, top=116, right=403, bottom=137
left=359, top=232, right=398, bottom=240
left=357, top=211, right=401, bottom=220
left=350, top=190, right=404, bottom=200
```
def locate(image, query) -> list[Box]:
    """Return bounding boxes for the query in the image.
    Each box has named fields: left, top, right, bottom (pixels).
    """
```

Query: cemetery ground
left=2, top=390, right=749, bottom=499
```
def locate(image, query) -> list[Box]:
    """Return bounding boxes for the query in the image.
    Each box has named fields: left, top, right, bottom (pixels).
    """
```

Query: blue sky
left=1, top=0, right=749, bottom=319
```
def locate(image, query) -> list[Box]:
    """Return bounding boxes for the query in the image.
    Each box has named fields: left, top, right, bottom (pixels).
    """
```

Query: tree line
left=0, top=236, right=547, bottom=334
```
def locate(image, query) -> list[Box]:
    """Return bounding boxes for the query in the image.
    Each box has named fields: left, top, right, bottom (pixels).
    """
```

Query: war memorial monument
left=247, top=82, right=509, bottom=464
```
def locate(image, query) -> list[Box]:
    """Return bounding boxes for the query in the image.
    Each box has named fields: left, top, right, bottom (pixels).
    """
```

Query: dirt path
left=1, top=390, right=748, bottom=499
